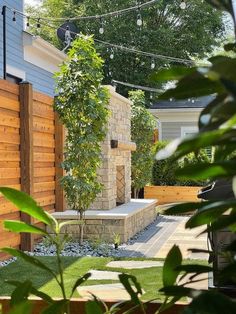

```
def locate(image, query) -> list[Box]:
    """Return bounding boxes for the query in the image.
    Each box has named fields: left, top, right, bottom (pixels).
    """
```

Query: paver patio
left=121, top=215, right=208, bottom=260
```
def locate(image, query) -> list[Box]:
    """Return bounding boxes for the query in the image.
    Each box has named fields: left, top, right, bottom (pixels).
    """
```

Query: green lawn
left=0, top=256, right=207, bottom=301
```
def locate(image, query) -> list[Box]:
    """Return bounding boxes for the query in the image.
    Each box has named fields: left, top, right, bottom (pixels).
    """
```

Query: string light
left=37, top=18, right=41, bottom=28
left=112, top=80, right=163, bottom=93
left=26, top=16, right=30, bottom=28
left=8, top=0, right=159, bottom=22
left=151, top=58, right=155, bottom=69
left=12, top=11, right=16, bottom=22
left=99, top=18, right=104, bottom=34
left=136, top=8, right=143, bottom=27
left=180, top=1, right=187, bottom=10
left=110, top=48, right=114, bottom=59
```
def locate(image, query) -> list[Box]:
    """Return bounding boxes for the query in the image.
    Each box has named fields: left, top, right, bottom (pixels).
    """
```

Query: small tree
left=54, top=35, right=109, bottom=244
left=129, top=90, right=156, bottom=198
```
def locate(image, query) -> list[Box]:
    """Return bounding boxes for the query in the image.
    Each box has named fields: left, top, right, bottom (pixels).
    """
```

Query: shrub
left=152, top=141, right=210, bottom=186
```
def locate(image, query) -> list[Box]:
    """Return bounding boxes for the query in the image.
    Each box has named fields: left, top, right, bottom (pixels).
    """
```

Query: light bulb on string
left=136, top=8, right=142, bottom=27
left=150, top=93, right=153, bottom=100
left=180, top=1, right=187, bottom=9
left=151, top=58, right=155, bottom=69
left=12, top=11, right=16, bottom=22
left=110, top=49, right=114, bottom=59
left=37, top=18, right=41, bottom=28
left=26, top=16, right=30, bottom=28
left=99, top=18, right=104, bottom=34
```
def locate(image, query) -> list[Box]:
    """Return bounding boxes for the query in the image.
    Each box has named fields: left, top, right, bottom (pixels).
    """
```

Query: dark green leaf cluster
left=152, top=141, right=210, bottom=186
left=54, top=35, right=109, bottom=212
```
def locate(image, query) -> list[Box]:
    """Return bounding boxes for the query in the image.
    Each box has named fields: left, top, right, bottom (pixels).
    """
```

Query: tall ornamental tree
left=54, top=35, right=109, bottom=244
left=129, top=90, right=156, bottom=198
left=27, top=0, right=225, bottom=100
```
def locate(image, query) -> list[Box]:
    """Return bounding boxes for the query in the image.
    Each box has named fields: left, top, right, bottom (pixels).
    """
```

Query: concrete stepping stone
left=106, top=260, right=164, bottom=269
left=77, top=283, right=142, bottom=301
left=88, top=270, right=121, bottom=280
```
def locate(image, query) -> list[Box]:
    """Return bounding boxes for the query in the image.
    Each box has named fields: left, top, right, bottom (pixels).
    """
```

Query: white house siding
left=0, top=0, right=58, bottom=96
left=161, top=121, right=198, bottom=141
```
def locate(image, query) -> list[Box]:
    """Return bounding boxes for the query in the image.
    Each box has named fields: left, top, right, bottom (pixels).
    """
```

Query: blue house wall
left=0, top=0, right=61, bottom=96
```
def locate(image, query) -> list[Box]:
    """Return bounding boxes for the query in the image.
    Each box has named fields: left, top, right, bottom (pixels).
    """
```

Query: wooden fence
left=144, top=185, right=201, bottom=205
left=0, top=79, right=64, bottom=259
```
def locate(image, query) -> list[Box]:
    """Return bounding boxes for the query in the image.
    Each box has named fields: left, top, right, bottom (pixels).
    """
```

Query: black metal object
left=2, top=5, right=6, bottom=80
left=198, top=179, right=234, bottom=201
left=111, top=140, right=118, bottom=148
left=198, top=179, right=236, bottom=295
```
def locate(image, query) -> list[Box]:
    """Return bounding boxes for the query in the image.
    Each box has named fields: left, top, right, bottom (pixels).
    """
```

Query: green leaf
left=176, top=161, right=236, bottom=180
left=0, top=188, right=55, bottom=226
left=85, top=300, right=104, bottom=314
left=185, top=201, right=236, bottom=228
left=4, top=220, right=48, bottom=235
left=163, top=245, right=182, bottom=287
left=1, top=248, right=57, bottom=277
left=70, top=273, right=91, bottom=298
left=10, top=280, right=32, bottom=307
left=8, top=301, right=33, bottom=314
left=165, top=202, right=208, bottom=215
left=41, top=300, right=69, bottom=314
left=205, top=0, right=234, bottom=16
left=6, top=280, right=53, bottom=305
left=183, top=290, right=236, bottom=314
left=118, top=273, right=143, bottom=305
left=159, top=72, right=224, bottom=100
left=150, top=66, right=196, bottom=82
left=59, top=220, right=84, bottom=232
left=160, top=285, right=194, bottom=297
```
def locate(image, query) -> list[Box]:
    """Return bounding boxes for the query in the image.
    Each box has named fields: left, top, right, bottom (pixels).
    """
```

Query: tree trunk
left=134, top=188, right=140, bottom=199
left=79, top=211, right=84, bottom=245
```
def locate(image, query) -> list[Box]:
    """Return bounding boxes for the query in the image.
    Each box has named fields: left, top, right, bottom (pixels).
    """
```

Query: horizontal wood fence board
left=34, top=176, right=55, bottom=184
left=0, top=168, right=20, bottom=179
left=0, top=112, right=20, bottom=128
left=33, top=132, right=55, bottom=148
left=0, top=234, right=21, bottom=248
left=144, top=186, right=200, bottom=204
left=0, top=151, right=20, bottom=161
left=0, top=80, right=19, bottom=95
left=34, top=146, right=55, bottom=153
left=0, top=125, right=19, bottom=134
left=35, top=195, right=56, bottom=207
left=34, top=162, right=54, bottom=168
left=0, top=178, right=20, bottom=186
left=33, top=91, right=53, bottom=105
left=0, top=133, right=20, bottom=145
left=33, top=102, right=54, bottom=120
left=34, top=182, right=55, bottom=193
left=34, top=167, right=55, bottom=177
left=33, top=117, right=55, bottom=134
left=0, top=107, right=19, bottom=118
left=0, top=94, right=19, bottom=111
left=34, top=152, right=55, bottom=162
left=0, top=161, right=20, bottom=168
left=0, top=143, right=19, bottom=152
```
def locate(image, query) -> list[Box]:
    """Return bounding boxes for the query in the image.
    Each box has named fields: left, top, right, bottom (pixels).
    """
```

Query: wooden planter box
left=144, top=185, right=201, bottom=205
left=0, top=297, right=186, bottom=314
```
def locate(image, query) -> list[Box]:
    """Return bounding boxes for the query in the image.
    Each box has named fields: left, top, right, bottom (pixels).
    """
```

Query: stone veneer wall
left=91, top=86, right=133, bottom=210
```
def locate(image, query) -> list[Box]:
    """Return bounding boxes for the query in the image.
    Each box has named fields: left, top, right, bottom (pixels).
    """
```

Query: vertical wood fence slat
left=20, top=82, right=34, bottom=251
left=55, top=111, right=65, bottom=212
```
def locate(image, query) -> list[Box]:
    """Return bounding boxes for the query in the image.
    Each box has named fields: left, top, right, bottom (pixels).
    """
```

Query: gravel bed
left=0, top=216, right=161, bottom=266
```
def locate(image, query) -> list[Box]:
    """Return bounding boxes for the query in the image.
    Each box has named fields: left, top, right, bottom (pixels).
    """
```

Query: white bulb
left=137, top=15, right=142, bottom=26
left=180, top=1, right=187, bottom=9
left=99, top=27, right=104, bottom=34
left=151, top=61, right=155, bottom=69
left=110, top=54, right=114, bottom=59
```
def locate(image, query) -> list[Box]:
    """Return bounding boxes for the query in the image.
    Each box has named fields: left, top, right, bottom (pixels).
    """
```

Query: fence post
left=55, top=111, right=65, bottom=212
left=19, top=82, right=34, bottom=251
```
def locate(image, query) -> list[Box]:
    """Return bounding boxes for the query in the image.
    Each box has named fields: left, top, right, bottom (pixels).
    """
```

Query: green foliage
left=152, top=1, right=236, bottom=312
left=0, top=187, right=91, bottom=314
left=152, top=141, right=210, bottom=186
left=27, top=0, right=225, bottom=100
left=54, top=35, right=109, bottom=244
left=129, top=90, right=156, bottom=197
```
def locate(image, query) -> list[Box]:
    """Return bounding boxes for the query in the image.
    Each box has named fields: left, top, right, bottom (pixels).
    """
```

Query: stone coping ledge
left=53, top=199, right=157, bottom=220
